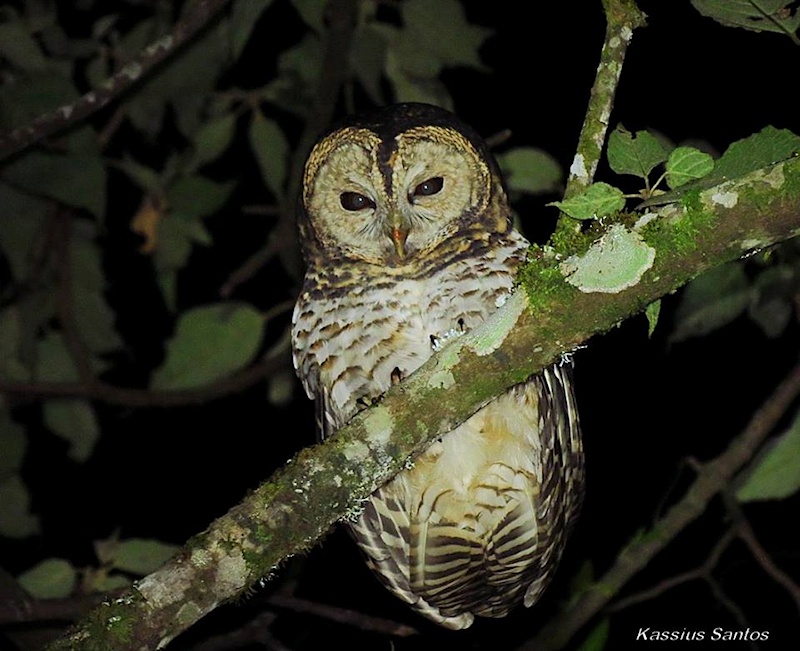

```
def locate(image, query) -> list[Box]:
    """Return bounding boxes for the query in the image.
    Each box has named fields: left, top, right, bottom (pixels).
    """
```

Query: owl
left=291, top=103, right=584, bottom=629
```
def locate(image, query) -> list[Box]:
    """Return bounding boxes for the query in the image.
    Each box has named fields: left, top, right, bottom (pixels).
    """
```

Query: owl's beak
left=388, top=214, right=410, bottom=259
left=391, top=226, right=409, bottom=258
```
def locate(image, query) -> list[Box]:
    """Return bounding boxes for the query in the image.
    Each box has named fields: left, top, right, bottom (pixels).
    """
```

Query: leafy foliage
left=692, top=0, right=800, bottom=41
left=152, top=303, right=264, bottom=390
left=737, top=408, right=800, bottom=501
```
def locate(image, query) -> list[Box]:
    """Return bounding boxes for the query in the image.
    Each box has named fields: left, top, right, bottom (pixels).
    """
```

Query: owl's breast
left=292, top=234, right=527, bottom=432
left=294, top=277, right=438, bottom=428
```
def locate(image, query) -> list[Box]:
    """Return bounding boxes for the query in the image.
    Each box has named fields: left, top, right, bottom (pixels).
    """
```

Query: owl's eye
left=412, top=176, right=444, bottom=198
left=340, top=192, right=375, bottom=211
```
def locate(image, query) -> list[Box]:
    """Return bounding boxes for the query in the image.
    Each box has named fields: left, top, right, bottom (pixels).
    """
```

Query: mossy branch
left=47, top=153, right=800, bottom=650
left=555, top=0, right=647, bottom=243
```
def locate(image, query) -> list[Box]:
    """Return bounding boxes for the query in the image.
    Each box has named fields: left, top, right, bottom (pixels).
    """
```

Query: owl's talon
left=391, top=367, right=404, bottom=385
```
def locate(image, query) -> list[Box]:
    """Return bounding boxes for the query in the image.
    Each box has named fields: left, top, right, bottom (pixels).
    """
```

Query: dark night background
left=2, top=1, right=799, bottom=649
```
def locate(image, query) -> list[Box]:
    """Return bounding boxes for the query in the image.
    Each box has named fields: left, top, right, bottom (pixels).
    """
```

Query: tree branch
left=46, top=156, right=800, bottom=649
left=606, top=528, right=736, bottom=613
left=555, top=0, right=646, bottom=240
left=0, top=355, right=290, bottom=408
left=0, top=0, right=231, bottom=162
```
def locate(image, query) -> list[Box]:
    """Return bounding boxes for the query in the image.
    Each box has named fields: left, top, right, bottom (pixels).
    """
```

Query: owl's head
left=298, top=103, right=510, bottom=266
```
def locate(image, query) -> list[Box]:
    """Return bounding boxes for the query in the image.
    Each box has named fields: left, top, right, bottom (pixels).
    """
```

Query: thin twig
left=520, top=359, right=800, bottom=651
left=607, top=528, right=736, bottom=613
left=725, top=494, right=800, bottom=616
left=264, top=593, right=419, bottom=638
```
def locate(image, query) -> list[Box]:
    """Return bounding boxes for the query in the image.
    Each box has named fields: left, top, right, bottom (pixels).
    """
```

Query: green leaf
left=670, top=263, right=750, bottom=343
left=737, top=409, right=800, bottom=501
left=92, top=14, right=119, bottom=40
left=0, top=410, right=26, bottom=480
left=111, top=539, right=180, bottom=576
left=230, top=0, right=274, bottom=58
left=665, top=146, right=714, bottom=188
left=277, top=34, right=323, bottom=93
left=607, top=126, right=668, bottom=178
left=268, top=368, right=296, bottom=407
left=35, top=333, right=80, bottom=383
left=0, top=21, right=49, bottom=72
left=0, top=307, right=30, bottom=382
left=1, top=151, right=107, bottom=218
left=154, top=218, right=193, bottom=273
left=157, top=271, right=178, bottom=312
left=498, top=148, right=562, bottom=195
left=400, top=0, right=491, bottom=70
left=577, top=618, right=610, bottom=651
left=71, top=232, right=106, bottom=290
left=0, top=475, right=40, bottom=538
left=167, top=176, right=236, bottom=221
left=249, top=115, right=289, bottom=199
left=351, top=25, right=389, bottom=103
left=112, top=158, right=164, bottom=195
left=92, top=573, right=132, bottom=592
left=691, top=0, right=800, bottom=37
left=186, top=114, right=237, bottom=172
left=645, top=300, right=661, bottom=338
left=713, top=126, right=800, bottom=182
left=0, top=183, right=48, bottom=282
left=549, top=182, right=626, bottom=220
left=378, top=0, right=490, bottom=106
left=66, top=231, right=122, bottom=355
left=748, top=264, right=795, bottom=338
left=384, top=50, right=453, bottom=108
left=292, top=0, right=326, bottom=33
left=43, top=399, right=100, bottom=463
left=18, top=558, right=77, bottom=599
left=153, top=212, right=214, bottom=276
left=72, top=286, right=123, bottom=354
left=151, top=303, right=264, bottom=390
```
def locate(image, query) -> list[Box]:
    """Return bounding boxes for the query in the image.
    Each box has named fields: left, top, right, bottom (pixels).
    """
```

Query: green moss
left=784, top=157, right=800, bottom=193
left=641, top=190, right=716, bottom=258
left=49, top=596, right=140, bottom=650
left=241, top=545, right=273, bottom=579
left=549, top=222, right=594, bottom=256
left=680, top=187, right=703, bottom=213
left=518, top=250, right=573, bottom=316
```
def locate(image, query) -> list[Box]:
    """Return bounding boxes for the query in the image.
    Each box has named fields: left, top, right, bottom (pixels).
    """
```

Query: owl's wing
left=351, top=490, right=477, bottom=630
left=350, top=463, right=538, bottom=629
left=349, top=365, right=583, bottom=629
left=292, top=355, right=338, bottom=442
left=523, top=363, right=584, bottom=606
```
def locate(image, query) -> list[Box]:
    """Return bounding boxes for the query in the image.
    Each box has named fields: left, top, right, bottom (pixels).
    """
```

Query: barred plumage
left=291, top=103, right=584, bottom=629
